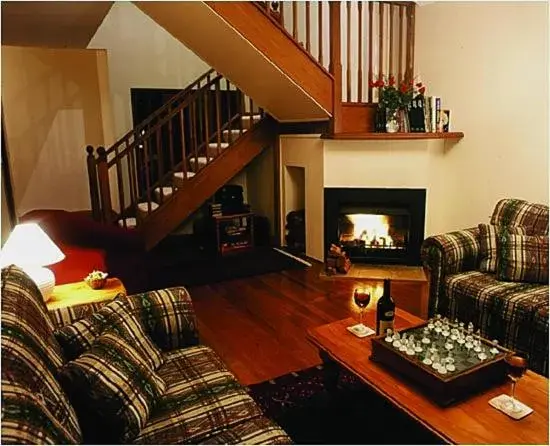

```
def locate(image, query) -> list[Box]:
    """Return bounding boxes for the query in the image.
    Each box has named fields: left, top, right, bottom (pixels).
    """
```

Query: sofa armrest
left=421, top=227, right=480, bottom=317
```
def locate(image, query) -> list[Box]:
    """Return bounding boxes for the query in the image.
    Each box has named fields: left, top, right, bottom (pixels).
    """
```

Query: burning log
left=325, top=244, right=352, bottom=275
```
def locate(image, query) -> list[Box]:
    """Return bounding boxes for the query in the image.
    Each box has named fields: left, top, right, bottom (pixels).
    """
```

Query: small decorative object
left=85, top=270, right=108, bottom=289
left=370, top=75, right=426, bottom=133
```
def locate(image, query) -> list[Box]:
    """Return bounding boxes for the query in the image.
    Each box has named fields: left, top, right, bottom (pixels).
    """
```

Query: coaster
left=347, top=324, right=375, bottom=338
left=489, top=394, right=534, bottom=420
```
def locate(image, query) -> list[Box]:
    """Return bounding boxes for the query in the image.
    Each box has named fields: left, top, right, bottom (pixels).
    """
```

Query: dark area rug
left=247, top=365, right=441, bottom=445
left=148, top=238, right=308, bottom=289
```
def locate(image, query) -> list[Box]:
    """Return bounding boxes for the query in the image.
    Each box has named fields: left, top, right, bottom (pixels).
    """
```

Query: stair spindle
left=96, top=146, right=112, bottom=224
left=86, top=146, right=102, bottom=222
left=225, top=79, right=233, bottom=144
left=215, top=79, right=222, bottom=156
left=168, top=114, right=175, bottom=191
left=306, top=1, right=311, bottom=53
left=127, top=134, right=139, bottom=220
left=155, top=128, right=164, bottom=205
left=191, top=101, right=199, bottom=173
left=292, top=2, right=298, bottom=40
left=114, top=142, right=126, bottom=224
left=248, top=96, right=254, bottom=126
left=142, top=130, right=153, bottom=215
left=368, top=1, right=373, bottom=102
left=179, top=108, right=189, bottom=180
left=358, top=1, right=363, bottom=102
left=203, top=88, right=210, bottom=163
left=238, top=91, right=244, bottom=136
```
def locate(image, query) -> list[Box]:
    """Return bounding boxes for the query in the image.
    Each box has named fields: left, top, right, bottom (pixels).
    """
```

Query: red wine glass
left=353, top=288, right=371, bottom=328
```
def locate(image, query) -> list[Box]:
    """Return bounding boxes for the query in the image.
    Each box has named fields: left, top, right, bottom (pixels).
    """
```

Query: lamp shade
left=0, top=223, right=65, bottom=268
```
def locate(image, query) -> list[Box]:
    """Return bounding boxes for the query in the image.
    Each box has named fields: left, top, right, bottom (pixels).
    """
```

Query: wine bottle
left=376, top=279, right=395, bottom=336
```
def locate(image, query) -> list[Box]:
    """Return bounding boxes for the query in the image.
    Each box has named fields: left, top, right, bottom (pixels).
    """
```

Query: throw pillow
left=478, top=224, right=526, bottom=273
left=58, top=332, right=166, bottom=444
left=55, top=300, right=164, bottom=370
left=496, top=233, right=549, bottom=283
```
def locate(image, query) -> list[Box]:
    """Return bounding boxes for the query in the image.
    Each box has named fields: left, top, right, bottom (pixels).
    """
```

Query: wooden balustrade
left=86, top=71, right=261, bottom=226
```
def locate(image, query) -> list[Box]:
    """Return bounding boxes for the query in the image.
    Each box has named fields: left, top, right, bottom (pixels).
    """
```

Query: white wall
left=415, top=1, right=549, bottom=230
left=88, top=2, right=210, bottom=138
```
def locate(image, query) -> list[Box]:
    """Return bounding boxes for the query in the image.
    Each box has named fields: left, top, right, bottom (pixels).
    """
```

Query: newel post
left=96, top=146, right=113, bottom=224
left=329, top=1, right=342, bottom=135
left=86, top=146, right=101, bottom=222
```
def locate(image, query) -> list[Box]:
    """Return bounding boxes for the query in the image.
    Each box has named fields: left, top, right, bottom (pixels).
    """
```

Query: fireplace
left=324, top=188, right=426, bottom=265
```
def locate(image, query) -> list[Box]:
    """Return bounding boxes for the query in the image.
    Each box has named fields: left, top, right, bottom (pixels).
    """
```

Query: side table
left=46, top=278, right=126, bottom=311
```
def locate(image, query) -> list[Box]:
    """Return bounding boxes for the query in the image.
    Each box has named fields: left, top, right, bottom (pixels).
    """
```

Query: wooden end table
left=46, top=278, right=126, bottom=311
left=307, top=310, right=549, bottom=444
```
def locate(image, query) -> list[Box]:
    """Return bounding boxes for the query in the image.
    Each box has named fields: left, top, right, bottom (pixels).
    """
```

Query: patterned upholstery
left=59, top=332, right=167, bottom=443
left=133, top=346, right=291, bottom=445
left=422, top=199, right=549, bottom=376
left=1, top=266, right=83, bottom=444
left=55, top=300, right=164, bottom=369
left=2, top=267, right=290, bottom=444
left=478, top=224, right=526, bottom=273
left=496, top=233, right=549, bottom=283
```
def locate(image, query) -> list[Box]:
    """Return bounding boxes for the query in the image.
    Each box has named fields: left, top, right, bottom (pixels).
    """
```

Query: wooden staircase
left=86, top=70, right=277, bottom=251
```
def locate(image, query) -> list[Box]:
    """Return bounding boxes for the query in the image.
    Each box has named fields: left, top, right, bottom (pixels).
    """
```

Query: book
left=430, top=96, right=441, bottom=132
left=407, top=96, right=426, bottom=132
left=439, top=109, right=451, bottom=132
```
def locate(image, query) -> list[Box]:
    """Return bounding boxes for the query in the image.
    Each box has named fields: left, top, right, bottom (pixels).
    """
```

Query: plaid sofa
left=421, top=199, right=549, bottom=376
left=1, top=265, right=290, bottom=444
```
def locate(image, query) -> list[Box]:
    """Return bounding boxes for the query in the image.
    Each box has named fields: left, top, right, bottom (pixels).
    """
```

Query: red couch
left=20, top=210, right=148, bottom=294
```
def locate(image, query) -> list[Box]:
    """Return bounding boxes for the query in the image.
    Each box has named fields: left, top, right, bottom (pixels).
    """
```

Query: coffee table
left=307, top=310, right=549, bottom=444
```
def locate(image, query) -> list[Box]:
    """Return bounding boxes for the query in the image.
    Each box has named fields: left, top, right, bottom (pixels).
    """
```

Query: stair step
left=189, top=157, right=209, bottom=170
left=173, top=171, right=196, bottom=187
left=241, top=114, right=262, bottom=129
left=154, top=186, right=176, bottom=201
left=221, top=129, right=245, bottom=142
left=118, top=218, right=137, bottom=229
left=209, top=142, right=230, bottom=150
left=137, top=201, right=159, bottom=214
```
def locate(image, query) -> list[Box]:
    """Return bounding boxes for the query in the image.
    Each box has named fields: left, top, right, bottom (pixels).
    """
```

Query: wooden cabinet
left=213, top=212, right=255, bottom=255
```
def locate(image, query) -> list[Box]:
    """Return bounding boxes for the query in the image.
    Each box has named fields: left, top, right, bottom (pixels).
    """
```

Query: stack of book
left=407, top=95, right=451, bottom=133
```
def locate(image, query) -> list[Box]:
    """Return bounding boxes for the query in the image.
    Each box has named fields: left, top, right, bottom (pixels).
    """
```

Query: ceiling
left=1, top=1, right=113, bottom=48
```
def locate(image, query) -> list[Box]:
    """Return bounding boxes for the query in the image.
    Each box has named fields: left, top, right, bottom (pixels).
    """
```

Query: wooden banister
left=86, top=145, right=101, bottom=222
left=96, top=146, right=112, bottom=224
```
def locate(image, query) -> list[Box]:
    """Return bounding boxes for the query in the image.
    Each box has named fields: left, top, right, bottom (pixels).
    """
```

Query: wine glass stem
left=511, top=380, right=517, bottom=408
left=359, top=308, right=363, bottom=326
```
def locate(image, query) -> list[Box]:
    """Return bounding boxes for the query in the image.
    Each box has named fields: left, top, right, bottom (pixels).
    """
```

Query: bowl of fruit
left=84, top=270, right=108, bottom=290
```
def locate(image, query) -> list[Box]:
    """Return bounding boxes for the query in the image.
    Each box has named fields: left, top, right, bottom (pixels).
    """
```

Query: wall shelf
left=322, top=132, right=464, bottom=141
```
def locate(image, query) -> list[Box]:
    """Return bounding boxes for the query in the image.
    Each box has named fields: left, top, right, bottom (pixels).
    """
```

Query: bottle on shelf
left=376, top=278, right=395, bottom=336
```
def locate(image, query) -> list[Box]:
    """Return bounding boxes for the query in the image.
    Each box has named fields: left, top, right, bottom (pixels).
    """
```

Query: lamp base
left=24, top=267, right=56, bottom=302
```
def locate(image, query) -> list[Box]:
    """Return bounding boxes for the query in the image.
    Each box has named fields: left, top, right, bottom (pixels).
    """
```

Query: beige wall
left=415, top=1, right=549, bottom=230
left=279, top=136, right=324, bottom=260
left=1, top=46, right=113, bottom=216
left=88, top=1, right=210, bottom=138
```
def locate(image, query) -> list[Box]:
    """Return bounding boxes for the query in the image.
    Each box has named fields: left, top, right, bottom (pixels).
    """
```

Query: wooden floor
left=188, top=261, right=389, bottom=386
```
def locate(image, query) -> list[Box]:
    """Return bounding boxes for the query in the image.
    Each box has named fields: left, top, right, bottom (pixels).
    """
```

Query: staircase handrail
left=106, top=73, right=224, bottom=167
left=105, top=68, right=216, bottom=157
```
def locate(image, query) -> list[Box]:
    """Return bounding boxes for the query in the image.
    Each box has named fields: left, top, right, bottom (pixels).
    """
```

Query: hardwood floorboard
left=188, top=262, right=384, bottom=385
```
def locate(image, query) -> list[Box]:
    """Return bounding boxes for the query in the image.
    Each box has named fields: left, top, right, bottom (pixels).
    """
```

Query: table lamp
left=0, top=223, right=65, bottom=301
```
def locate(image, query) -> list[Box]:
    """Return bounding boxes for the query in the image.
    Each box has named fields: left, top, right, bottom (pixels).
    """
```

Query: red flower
left=375, top=79, right=384, bottom=88
left=416, top=82, right=423, bottom=88
left=400, top=83, right=408, bottom=93
left=389, top=76, right=396, bottom=86
left=419, top=86, right=426, bottom=95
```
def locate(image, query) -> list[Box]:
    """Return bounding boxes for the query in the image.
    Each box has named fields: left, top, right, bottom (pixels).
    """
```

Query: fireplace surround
left=324, top=188, right=426, bottom=265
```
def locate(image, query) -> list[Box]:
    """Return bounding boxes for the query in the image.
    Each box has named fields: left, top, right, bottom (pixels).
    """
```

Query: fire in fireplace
left=339, top=211, right=407, bottom=251
left=325, top=188, right=426, bottom=265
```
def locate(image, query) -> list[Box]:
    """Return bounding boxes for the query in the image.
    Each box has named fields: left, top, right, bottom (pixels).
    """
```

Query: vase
left=385, top=111, right=399, bottom=133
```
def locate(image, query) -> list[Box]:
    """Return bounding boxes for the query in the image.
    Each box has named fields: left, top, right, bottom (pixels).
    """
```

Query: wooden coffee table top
left=307, top=310, right=549, bottom=445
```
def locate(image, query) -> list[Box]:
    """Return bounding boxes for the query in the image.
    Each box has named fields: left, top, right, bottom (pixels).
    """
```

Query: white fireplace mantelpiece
left=279, top=135, right=455, bottom=261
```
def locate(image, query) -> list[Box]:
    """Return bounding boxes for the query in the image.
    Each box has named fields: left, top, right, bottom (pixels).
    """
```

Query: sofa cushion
left=126, top=287, right=199, bottom=350
left=55, top=300, right=164, bottom=370
left=133, top=346, right=265, bottom=444
left=59, top=331, right=166, bottom=443
left=491, top=198, right=549, bottom=236
left=1, top=378, right=81, bottom=444
left=1, top=266, right=83, bottom=444
left=496, top=233, right=549, bottom=284
left=446, top=271, right=548, bottom=367
left=478, top=224, right=526, bottom=273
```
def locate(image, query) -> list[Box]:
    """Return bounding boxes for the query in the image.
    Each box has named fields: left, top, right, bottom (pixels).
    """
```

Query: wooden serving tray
left=370, top=322, right=514, bottom=406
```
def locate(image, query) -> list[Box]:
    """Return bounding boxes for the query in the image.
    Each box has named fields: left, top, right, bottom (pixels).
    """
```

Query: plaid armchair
left=2, top=265, right=290, bottom=444
left=422, top=199, right=549, bottom=376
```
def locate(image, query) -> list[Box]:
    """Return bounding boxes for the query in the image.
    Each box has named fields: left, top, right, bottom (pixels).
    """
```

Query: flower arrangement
left=84, top=270, right=108, bottom=289
left=370, top=76, right=426, bottom=115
